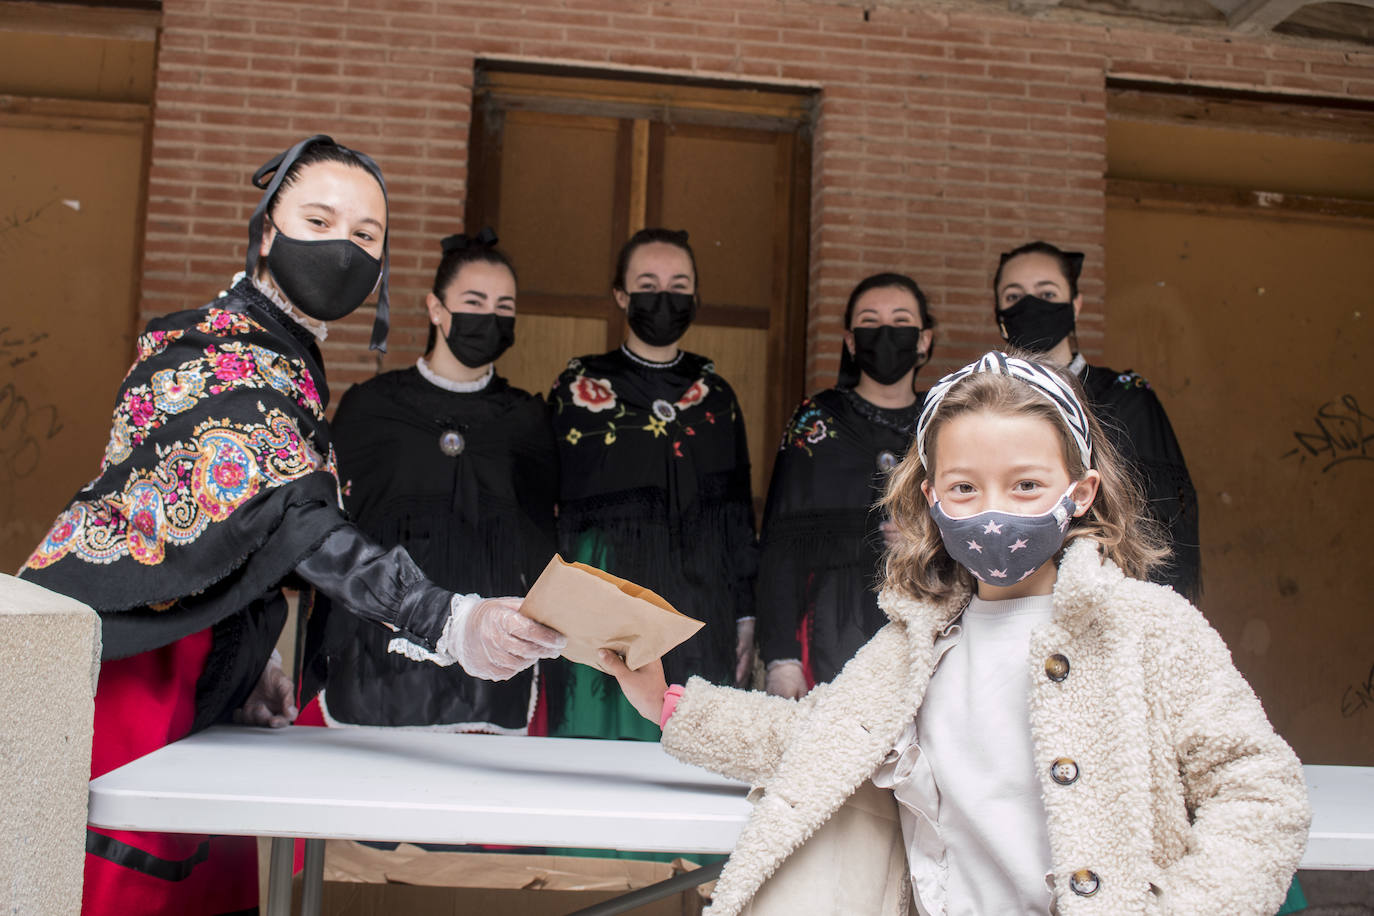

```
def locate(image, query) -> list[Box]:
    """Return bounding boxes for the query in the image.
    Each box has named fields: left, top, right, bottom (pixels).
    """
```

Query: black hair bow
left=440, top=226, right=499, bottom=254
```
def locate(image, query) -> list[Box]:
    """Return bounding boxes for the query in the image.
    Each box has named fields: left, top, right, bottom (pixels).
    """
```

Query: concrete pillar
left=0, top=573, right=100, bottom=915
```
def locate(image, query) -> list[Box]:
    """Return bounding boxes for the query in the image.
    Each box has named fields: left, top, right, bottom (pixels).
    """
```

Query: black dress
left=320, top=365, right=558, bottom=731
left=1073, top=356, right=1201, bottom=599
left=755, top=387, right=923, bottom=687
left=546, top=346, right=757, bottom=736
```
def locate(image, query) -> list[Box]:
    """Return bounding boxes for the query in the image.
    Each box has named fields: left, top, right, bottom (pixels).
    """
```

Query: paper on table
left=520, top=554, right=704, bottom=673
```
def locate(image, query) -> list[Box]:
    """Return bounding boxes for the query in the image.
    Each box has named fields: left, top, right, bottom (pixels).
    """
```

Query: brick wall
left=142, top=0, right=1374, bottom=391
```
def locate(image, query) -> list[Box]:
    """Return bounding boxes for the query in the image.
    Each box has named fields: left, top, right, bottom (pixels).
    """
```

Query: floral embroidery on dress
left=675, top=379, right=709, bottom=410
left=27, top=406, right=326, bottom=571
left=554, top=364, right=731, bottom=458
left=570, top=376, right=617, bottom=413
left=781, top=400, right=838, bottom=456
left=1116, top=370, right=1150, bottom=390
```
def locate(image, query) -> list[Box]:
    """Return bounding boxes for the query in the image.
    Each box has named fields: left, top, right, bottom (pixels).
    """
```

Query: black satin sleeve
left=293, top=522, right=454, bottom=651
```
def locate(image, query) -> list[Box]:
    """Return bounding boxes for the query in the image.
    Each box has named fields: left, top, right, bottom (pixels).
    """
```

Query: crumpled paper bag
left=520, top=555, right=703, bottom=673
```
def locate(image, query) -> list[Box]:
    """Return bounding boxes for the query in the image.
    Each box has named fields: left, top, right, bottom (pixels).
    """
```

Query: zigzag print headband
left=915, top=351, right=1093, bottom=470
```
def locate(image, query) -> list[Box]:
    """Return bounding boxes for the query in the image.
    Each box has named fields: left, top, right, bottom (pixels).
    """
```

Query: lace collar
left=225, top=271, right=328, bottom=341
left=416, top=357, right=493, bottom=393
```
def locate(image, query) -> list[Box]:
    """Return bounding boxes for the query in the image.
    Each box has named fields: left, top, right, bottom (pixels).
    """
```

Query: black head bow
left=996, top=246, right=1086, bottom=285
left=245, top=134, right=394, bottom=352
left=440, top=226, right=499, bottom=254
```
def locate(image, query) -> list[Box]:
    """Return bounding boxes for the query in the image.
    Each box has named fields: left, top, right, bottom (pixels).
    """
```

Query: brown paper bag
left=520, top=555, right=704, bottom=673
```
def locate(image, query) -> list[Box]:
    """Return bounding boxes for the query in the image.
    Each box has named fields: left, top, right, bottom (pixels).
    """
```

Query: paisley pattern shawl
left=21, top=279, right=344, bottom=657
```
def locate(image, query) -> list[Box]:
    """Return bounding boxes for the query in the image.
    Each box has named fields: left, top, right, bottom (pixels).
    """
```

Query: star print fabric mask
left=930, top=483, right=1080, bottom=586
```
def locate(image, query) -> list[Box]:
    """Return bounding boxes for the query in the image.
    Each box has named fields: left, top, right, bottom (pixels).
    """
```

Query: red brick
left=1267, top=73, right=1347, bottom=93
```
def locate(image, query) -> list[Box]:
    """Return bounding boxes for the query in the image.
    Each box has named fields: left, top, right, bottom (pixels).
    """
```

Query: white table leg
left=301, top=838, right=325, bottom=916
left=266, top=836, right=294, bottom=916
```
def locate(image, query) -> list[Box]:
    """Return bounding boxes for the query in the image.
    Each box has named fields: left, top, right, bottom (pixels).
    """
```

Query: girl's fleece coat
left=662, top=539, right=1309, bottom=915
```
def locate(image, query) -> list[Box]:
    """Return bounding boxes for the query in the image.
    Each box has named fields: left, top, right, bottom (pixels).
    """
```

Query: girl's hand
left=598, top=650, right=668, bottom=724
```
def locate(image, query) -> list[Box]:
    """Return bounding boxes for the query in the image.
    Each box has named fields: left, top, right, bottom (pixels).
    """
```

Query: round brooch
left=651, top=399, right=678, bottom=422
left=438, top=430, right=465, bottom=457
left=876, top=450, right=898, bottom=472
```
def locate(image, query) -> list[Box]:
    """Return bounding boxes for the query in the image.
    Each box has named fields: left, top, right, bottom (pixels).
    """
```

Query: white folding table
left=88, top=725, right=750, bottom=915
left=88, top=726, right=1374, bottom=915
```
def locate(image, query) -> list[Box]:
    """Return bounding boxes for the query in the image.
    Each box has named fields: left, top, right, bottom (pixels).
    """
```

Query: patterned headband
left=915, top=351, right=1093, bottom=470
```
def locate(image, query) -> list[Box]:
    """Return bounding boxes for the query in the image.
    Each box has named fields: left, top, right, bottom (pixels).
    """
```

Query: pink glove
left=233, top=650, right=297, bottom=728
left=442, top=596, right=566, bottom=681
left=764, top=659, right=808, bottom=699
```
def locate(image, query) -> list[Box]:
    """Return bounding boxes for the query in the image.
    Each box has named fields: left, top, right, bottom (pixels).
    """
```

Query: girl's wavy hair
left=880, top=358, right=1168, bottom=602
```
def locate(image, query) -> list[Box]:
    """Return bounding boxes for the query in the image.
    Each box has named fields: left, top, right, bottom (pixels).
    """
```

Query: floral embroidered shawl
left=21, top=279, right=346, bottom=659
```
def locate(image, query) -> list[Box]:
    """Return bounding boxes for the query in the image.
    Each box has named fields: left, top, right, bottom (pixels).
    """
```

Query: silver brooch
left=876, top=450, right=898, bottom=472
left=651, top=399, right=678, bottom=422
left=438, top=430, right=465, bottom=456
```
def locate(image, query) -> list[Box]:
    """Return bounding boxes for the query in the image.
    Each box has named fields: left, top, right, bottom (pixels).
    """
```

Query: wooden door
left=0, top=98, right=150, bottom=573
left=1105, top=86, right=1374, bottom=765
left=466, top=65, right=814, bottom=507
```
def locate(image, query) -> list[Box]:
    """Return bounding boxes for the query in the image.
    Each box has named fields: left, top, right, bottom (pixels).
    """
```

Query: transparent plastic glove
left=764, top=659, right=809, bottom=700
left=441, top=596, right=566, bottom=682
left=734, top=617, right=756, bottom=687
left=599, top=649, right=668, bottom=724
left=233, top=650, right=297, bottom=728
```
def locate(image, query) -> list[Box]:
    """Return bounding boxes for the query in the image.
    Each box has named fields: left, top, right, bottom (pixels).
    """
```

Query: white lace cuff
left=385, top=593, right=481, bottom=667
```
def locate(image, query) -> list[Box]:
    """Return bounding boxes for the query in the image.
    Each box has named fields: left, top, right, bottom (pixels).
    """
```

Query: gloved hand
left=441, top=596, right=566, bottom=681
left=233, top=650, right=297, bottom=728
left=764, top=659, right=808, bottom=700
left=734, top=617, right=756, bottom=688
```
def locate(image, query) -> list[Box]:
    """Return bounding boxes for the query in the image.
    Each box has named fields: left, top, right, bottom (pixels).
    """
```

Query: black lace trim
left=837, top=387, right=920, bottom=436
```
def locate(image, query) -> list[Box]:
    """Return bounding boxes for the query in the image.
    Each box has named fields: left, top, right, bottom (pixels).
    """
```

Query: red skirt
left=85, top=628, right=260, bottom=916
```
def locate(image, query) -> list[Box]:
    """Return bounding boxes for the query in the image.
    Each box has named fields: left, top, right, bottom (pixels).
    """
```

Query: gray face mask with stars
left=929, top=483, right=1079, bottom=587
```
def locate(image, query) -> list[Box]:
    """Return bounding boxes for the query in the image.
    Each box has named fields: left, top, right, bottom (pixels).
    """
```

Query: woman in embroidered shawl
left=756, top=273, right=934, bottom=699
left=314, top=229, right=558, bottom=733
left=545, top=228, right=758, bottom=741
left=19, top=136, right=564, bottom=916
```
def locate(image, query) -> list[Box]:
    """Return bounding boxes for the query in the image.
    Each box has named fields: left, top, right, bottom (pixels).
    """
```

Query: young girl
left=603, top=351, right=1308, bottom=915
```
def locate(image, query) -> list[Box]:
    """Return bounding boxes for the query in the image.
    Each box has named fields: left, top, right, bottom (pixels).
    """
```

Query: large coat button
left=1051, top=758, right=1080, bottom=785
left=1070, top=869, right=1100, bottom=896
left=1045, top=654, right=1070, bottom=682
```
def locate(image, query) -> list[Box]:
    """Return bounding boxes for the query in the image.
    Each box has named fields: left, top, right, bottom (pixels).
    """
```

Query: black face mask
left=626, top=291, right=696, bottom=347
left=444, top=311, right=515, bottom=368
left=998, top=295, right=1075, bottom=353
left=266, top=227, right=382, bottom=322
left=850, top=325, right=925, bottom=386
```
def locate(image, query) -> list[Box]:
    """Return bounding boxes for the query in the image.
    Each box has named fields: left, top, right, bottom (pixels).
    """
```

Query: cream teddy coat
left=661, top=539, right=1310, bottom=915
